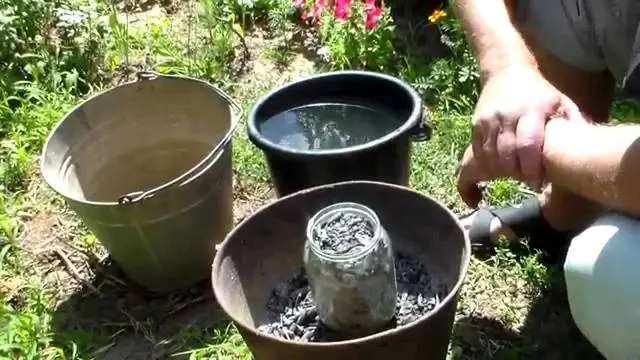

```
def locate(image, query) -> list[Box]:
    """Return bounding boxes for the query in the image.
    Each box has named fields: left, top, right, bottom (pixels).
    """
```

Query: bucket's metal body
left=41, top=73, right=239, bottom=293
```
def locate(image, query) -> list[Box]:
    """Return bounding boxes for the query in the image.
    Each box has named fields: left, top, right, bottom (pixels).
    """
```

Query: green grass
left=0, top=0, right=627, bottom=358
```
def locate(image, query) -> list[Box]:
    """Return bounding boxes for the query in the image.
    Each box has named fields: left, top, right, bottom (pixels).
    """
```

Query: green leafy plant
left=0, top=139, right=29, bottom=192
left=266, top=0, right=297, bottom=32
left=106, top=4, right=129, bottom=70
left=220, top=0, right=296, bottom=29
left=401, top=7, right=479, bottom=113
left=0, top=0, right=106, bottom=95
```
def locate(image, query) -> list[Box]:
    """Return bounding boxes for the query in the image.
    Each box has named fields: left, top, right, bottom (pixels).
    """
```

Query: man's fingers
left=481, top=121, right=500, bottom=173
left=457, top=164, right=482, bottom=208
left=458, top=180, right=482, bottom=208
left=472, top=115, right=502, bottom=176
left=457, top=146, right=486, bottom=208
left=561, top=95, right=589, bottom=124
left=516, top=112, right=545, bottom=187
left=471, top=117, right=485, bottom=160
left=496, top=118, right=518, bottom=177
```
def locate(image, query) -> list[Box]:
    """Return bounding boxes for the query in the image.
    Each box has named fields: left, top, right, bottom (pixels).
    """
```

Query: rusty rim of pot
left=211, top=180, right=471, bottom=347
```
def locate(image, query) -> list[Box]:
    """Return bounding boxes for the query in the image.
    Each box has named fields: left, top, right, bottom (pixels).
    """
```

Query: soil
left=115, top=0, right=186, bottom=14
left=258, top=252, right=449, bottom=342
left=18, top=175, right=272, bottom=359
left=231, top=177, right=275, bottom=225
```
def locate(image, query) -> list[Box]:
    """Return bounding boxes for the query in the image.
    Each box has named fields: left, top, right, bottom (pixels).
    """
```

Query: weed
left=172, top=324, right=252, bottom=359
left=264, top=41, right=297, bottom=66
left=0, top=0, right=107, bottom=95
left=266, top=0, right=298, bottom=32
left=107, top=5, right=130, bottom=68
left=400, top=8, right=479, bottom=113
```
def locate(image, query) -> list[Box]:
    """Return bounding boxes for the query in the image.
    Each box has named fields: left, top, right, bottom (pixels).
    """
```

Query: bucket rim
left=39, top=72, right=241, bottom=206
left=211, top=180, right=472, bottom=348
left=246, top=70, right=423, bottom=158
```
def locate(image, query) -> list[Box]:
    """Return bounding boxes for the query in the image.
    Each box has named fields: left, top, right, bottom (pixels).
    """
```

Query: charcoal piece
left=311, top=211, right=375, bottom=256
left=258, top=251, right=447, bottom=343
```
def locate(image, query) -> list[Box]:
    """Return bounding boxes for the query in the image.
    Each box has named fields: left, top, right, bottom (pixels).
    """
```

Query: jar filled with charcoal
left=303, top=202, right=397, bottom=335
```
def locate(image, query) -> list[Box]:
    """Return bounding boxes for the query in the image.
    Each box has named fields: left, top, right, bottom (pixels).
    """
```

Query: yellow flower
left=428, top=9, right=447, bottom=23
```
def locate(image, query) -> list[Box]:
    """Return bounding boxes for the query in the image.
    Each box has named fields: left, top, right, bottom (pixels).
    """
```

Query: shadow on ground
left=45, top=179, right=273, bottom=359
left=51, top=258, right=229, bottom=359
left=452, top=267, right=604, bottom=360
left=50, top=248, right=606, bottom=359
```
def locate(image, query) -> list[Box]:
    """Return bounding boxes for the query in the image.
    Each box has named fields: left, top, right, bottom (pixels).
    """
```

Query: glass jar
left=303, top=202, right=397, bottom=335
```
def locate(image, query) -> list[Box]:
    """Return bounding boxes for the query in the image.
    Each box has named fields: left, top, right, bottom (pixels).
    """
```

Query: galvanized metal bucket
left=40, top=72, right=240, bottom=293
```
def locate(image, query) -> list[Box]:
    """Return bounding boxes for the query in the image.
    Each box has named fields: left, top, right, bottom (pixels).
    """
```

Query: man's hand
left=457, top=145, right=489, bottom=208
left=459, top=66, right=583, bottom=207
left=472, top=65, right=581, bottom=183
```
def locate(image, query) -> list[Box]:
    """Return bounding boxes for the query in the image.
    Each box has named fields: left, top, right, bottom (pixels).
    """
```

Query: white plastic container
left=564, top=212, right=640, bottom=359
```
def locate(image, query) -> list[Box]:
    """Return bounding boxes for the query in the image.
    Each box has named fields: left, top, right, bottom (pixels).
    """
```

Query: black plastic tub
left=247, top=71, right=430, bottom=197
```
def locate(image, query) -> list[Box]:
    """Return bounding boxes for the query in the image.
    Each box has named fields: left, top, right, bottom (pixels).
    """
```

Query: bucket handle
left=411, top=112, right=432, bottom=142
left=117, top=72, right=242, bottom=205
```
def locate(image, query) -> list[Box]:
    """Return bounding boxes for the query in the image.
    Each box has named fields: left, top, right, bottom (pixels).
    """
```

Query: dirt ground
left=19, top=177, right=273, bottom=359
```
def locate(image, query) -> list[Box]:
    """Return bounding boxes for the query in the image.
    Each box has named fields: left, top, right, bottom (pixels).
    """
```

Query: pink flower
left=302, top=0, right=328, bottom=23
left=364, top=0, right=382, bottom=29
left=316, top=0, right=329, bottom=12
left=293, top=0, right=306, bottom=8
left=334, top=0, right=351, bottom=20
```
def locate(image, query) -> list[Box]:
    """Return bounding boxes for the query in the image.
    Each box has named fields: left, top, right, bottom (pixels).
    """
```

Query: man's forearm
left=454, top=0, right=537, bottom=81
left=543, top=119, right=640, bottom=216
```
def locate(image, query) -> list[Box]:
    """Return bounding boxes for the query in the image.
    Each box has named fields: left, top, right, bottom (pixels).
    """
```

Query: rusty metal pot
left=212, top=181, right=470, bottom=359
